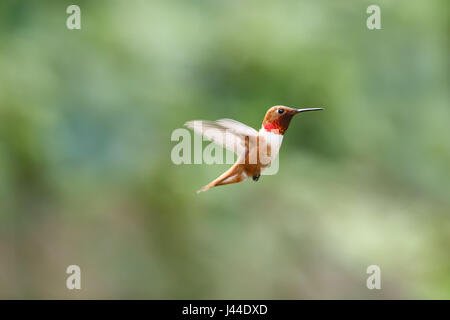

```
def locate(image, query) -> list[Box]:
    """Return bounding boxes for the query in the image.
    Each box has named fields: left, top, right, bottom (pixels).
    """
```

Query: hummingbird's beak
left=294, top=107, right=324, bottom=114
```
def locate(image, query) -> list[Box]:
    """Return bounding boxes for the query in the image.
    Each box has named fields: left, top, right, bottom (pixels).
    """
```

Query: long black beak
left=294, top=107, right=324, bottom=113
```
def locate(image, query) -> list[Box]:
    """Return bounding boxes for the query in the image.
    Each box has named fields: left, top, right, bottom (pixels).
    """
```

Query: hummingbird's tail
left=196, top=185, right=211, bottom=194
left=196, top=163, right=245, bottom=194
left=196, top=177, right=222, bottom=194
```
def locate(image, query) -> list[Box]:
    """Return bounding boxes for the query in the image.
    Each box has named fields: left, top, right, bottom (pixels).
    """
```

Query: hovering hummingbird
left=185, top=105, right=323, bottom=193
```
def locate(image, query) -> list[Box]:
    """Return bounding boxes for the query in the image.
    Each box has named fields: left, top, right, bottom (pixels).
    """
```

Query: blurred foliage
left=0, top=0, right=449, bottom=299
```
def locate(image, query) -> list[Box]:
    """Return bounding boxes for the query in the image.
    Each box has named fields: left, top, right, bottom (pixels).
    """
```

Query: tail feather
left=197, top=185, right=211, bottom=194
left=196, top=164, right=244, bottom=194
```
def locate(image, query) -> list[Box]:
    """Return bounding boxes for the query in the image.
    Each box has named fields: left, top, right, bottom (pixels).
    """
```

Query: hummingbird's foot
left=252, top=174, right=260, bottom=182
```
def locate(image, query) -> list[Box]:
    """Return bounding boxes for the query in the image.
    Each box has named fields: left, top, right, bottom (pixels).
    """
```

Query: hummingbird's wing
left=185, top=119, right=258, bottom=155
left=215, top=119, right=258, bottom=137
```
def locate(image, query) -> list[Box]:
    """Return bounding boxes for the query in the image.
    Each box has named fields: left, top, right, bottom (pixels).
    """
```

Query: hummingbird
left=185, top=105, right=323, bottom=193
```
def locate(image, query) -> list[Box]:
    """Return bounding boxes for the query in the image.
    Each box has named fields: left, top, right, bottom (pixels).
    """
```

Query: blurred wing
left=215, top=119, right=258, bottom=137
left=185, top=120, right=257, bottom=155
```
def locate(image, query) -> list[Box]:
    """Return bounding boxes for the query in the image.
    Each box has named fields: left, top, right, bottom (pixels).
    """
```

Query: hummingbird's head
left=262, top=105, right=324, bottom=135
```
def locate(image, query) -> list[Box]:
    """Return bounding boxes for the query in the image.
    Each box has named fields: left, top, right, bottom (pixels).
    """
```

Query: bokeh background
left=0, top=0, right=449, bottom=299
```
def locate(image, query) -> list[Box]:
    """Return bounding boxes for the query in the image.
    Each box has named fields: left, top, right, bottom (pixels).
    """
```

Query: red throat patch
left=263, top=120, right=283, bottom=134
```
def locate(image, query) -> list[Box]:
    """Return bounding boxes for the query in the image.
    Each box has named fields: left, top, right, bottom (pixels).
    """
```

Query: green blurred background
left=0, top=0, right=449, bottom=299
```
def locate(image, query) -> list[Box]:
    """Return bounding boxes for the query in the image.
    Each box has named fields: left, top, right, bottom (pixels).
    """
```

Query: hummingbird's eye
left=278, top=109, right=284, bottom=114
